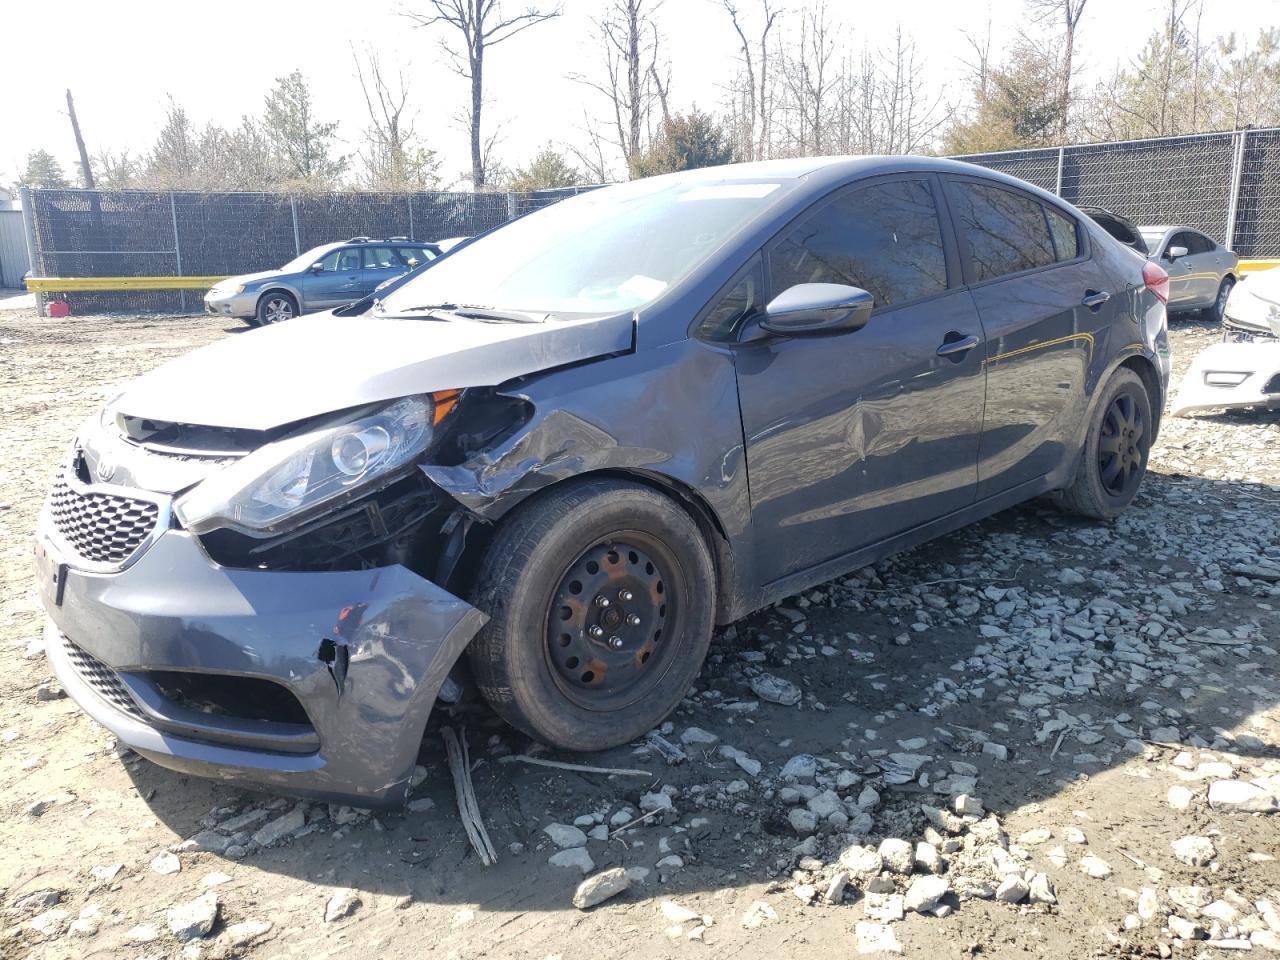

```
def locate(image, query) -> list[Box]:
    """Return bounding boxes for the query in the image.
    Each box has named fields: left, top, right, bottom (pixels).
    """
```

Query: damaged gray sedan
left=34, top=157, right=1171, bottom=806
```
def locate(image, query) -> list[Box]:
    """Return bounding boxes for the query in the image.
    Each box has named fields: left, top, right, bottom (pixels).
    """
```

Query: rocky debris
left=781, top=754, right=819, bottom=780
left=223, top=919, right=273, bottom=948
left=680, top=726, right=719, bottom=746
left=252, top=804, right=306, bottom=847
left=549, top=848, right=595, bottom=873
left=167, top=891, right=219, bottom=942
left=1208, top=779, right=1279, bottom=813
left=855, top=921, right=903, bottom=954
left=89, top=863, right=123, bottom=883
left=543, top=823, right=589, bottom=849
left=324, top=889, right=361, bottom=923
left=718, top=744, right=763, bottom=776
left=1171, top=835, right=1217, bottom=867
left=639, top=791, right=675, bottom=816
left=995, top=876, right=1029, bottom=904
left=572, top=867, right=630, bottom=909
left=864, top=893, right=906, bottom=922
left=1028, top=874, right=1057, bottom=905
left=905, top=876, right=949, bottom=913
left=878, top=838, right=915, bottom=874
left=173, top=829, right=231, bottom=854
left=788, top=807, right=819, bottom=835
left=750, top=673, right=802, bottom=706
left=841, top=844, right=884, bottom=877
left=150, top=851, right=181, bottom=875
left=1079, top=854, right=1112, bottom=879
left=742, top=900, right=778, bottom=928
left=12, top=890, right=63, bottom=914
left=34, top=681, right=64, bottom=701
left=67, top=904, right=101, bottom=937
left=128, top=923, right=162, bottom=943
left=28, top=908, right=68, bottom=936
left=1167, top=785, right=1195, bottom=811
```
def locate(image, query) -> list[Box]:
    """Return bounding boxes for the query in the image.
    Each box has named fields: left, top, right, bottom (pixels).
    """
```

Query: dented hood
left=116, top=310, right=634, bottom=431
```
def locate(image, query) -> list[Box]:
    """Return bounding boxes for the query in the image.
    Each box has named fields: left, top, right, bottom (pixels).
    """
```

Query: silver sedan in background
left=1139, top=224, right=1239, bottom=321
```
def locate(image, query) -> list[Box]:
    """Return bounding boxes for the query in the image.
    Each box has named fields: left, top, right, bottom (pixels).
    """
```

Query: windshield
left=377, top=178, right=785, bottom=317
left=280, top=243, right=341, bottom=273
left=1139, top=229, right=1166, bottom=250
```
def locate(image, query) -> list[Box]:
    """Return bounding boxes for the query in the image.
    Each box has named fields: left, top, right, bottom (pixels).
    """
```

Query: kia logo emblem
left=95, top=457, right=116, bottom=482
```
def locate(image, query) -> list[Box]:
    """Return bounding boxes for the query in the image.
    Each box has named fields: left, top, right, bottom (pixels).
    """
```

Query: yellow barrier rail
left=25, top=276, right=228, bottom=292
left=23, top=259, right=1280, bottom=294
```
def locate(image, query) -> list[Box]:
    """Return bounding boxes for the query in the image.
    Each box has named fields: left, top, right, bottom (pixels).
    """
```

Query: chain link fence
left=25, top=129, right=1280, bottom=314
left=954, top=127, right=1280, bottom=258
left=25, top=186, right=599, bottom=313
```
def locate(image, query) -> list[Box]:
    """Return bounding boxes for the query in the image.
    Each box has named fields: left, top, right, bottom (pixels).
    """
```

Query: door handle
left=936, top=333, right=979, bottom=357
left=1082, top=290, right=1111, bottom=310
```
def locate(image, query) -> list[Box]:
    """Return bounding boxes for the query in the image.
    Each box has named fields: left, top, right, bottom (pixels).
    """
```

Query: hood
left=115, top=310, right=635, bottom=431
left=1241, top=268, right=1280, bottom=305
left=217, top=270, right=281, bottom=288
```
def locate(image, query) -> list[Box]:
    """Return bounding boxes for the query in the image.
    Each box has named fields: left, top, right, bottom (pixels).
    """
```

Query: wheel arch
left=450, top=467, right=740, bottom=627
left=1118, top=353, right=1164, bottom=444
left=256, top=286, right=301, bottom=313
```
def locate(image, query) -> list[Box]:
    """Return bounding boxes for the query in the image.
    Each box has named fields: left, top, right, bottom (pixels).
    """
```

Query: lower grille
left=56, top=632, right=146, bottom=722
left=47, top=469, right=159, bottom=566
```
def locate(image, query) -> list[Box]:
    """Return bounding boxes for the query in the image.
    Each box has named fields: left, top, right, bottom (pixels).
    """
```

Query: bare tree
left=719, top=0, right=780, bottom=161
left=405, top=0, right=562, bottom=189
left=65, top=90, right=95, bottom=189
left=1026, top=0, right=1089, bottom=136
left=353, top=46, right=441, bottom=189
left=776, top=3, right=838, bottom=156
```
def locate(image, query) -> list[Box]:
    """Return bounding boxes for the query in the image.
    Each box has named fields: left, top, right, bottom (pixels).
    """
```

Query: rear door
left=301, top=247, right=364, bottom=307
left=358, top=246, right=403, bottom=296
left=943, top=176, right=1123, bottom=499
left=730, top=175, right=987, bottom=585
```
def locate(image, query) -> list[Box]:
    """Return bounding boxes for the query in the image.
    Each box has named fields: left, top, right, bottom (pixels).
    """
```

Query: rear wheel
left=256, top=291, right=297, bottom=325
left=1206, top=276, right=1234, bottom=324
left=1057, top=367, right=1153, bottom=520
left=468, top=478, right=715, bottom=751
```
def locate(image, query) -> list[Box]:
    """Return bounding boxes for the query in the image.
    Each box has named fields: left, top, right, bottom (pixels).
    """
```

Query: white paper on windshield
left=678, top=183, right=780, bottom=201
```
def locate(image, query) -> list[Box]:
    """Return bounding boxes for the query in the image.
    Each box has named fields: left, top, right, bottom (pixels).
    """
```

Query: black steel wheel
left=1057, top=367, right=1153, bottom=520
left=469, top=478, right=716, bottom=751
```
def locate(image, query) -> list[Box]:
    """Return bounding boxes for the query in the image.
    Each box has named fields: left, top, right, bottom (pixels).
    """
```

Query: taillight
left=1142, top=261, right=1169, bottom=304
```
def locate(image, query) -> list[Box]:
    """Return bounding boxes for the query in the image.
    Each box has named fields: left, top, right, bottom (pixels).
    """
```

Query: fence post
left=290, top=197, right=301, bottom=256
left=169, top=192, right=187, bottom=313
left=1054, top=147, right=1064, bottom=196
left=1225, top=130, right=1246, bottom=251
left=19, top=186, right=42, bottom=312
left=506, top=193, right=518, bottom=221
left=407, top=195, right=415, bottom=239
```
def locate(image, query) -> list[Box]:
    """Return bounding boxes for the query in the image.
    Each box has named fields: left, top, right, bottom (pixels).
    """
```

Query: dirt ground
left=1, top=309, right=1278, bottom=960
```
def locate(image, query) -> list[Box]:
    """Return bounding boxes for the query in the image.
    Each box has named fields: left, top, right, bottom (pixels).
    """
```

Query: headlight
left=174, top=393, right=456, bottom=535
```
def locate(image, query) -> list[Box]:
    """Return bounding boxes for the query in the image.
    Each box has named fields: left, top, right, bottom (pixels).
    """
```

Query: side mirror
left=1167, top=245, right=1188, bottom=261
left=759, top=283, right=874, bottom=336
left=309, top=262, right=324, bottom=274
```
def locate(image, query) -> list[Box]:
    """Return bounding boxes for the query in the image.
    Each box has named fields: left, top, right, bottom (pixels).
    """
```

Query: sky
left=4, top=0, right=1280, bottom=189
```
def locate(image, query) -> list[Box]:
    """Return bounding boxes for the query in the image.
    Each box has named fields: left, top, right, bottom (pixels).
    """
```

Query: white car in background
left=1172, top=266, right=1280, bottom=416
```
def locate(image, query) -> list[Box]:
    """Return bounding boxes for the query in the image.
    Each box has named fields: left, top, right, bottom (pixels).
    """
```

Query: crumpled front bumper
left=35, top=525, right=487, bottom=807
left=1171, top=339, right=1280, bottom=417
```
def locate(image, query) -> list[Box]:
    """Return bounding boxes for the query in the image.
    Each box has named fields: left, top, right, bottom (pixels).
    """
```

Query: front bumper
left=35, top=523, right=487, bottom=807
left=1170, top=339, right=1280, bottom=417
left=204, top=289, right=257, bottom=319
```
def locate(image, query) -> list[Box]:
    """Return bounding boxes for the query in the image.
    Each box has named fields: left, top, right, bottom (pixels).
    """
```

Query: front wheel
left=256, top=292, right=298, bottom=325
left=468, top=478, right=716, bottom=751
left=1057, top=367, right=1153, bottom=520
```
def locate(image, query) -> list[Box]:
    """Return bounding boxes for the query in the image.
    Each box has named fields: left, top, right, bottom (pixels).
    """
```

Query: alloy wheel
left=263, top=297, right=294, bottom=324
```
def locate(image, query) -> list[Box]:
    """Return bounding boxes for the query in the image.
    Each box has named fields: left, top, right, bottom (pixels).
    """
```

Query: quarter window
left=948, top=179, right=1057, bottom=281
left=769, top=179, right=948, bottom=310
left=1045, top=206, right=1080, bottom=262
left=361, top=246, right=399, bottom=270
left=698, top=258, right=765, bottom=340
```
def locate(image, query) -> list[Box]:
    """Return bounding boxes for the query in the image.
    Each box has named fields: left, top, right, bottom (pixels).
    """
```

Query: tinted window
left=698, top=258, right=765, bottom=340
left=769, top=179, right=948, bottom=309
left=949, top=179, right=1056, bottom=281
left=361, top=246, right=400, bottom=270
left=1183, top=231, right=1215, bottom=254
left=1046, top=206, right=1080, bottom=262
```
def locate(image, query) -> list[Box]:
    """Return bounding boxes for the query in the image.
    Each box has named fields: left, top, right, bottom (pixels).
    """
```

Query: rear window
left=948, top=179, right=1056, bottom=281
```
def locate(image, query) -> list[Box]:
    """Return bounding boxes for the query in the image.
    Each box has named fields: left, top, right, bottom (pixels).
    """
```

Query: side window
left=361, top=246, right=398, bottom=270
left=768, top=178, right=948, bottom=310
left=334, top=248, right=362, bottom=272
left=399, top=246, right=436, bottom=267
left=948, top=179, right=1056, bottom=281
left=1045, top=206, right=1080, bottom=262
left=698, top=258, right=765, bottom=341
left=1185, top=232, right=1214, bottom=254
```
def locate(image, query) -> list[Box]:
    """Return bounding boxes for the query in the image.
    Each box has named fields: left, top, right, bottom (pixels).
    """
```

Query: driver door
left=1162, top=232, right=1197, bottom=309
left=303, top=248, right=364, bottom=307
left=727, top=176, right=987, bottom=586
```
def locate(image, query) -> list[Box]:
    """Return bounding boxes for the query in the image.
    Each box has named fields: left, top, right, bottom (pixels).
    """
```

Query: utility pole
left=66, top=89, right=95, bottom=189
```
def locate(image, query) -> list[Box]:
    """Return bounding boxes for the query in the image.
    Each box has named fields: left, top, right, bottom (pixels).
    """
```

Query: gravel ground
left=1, top=310, right=1278, bottom=960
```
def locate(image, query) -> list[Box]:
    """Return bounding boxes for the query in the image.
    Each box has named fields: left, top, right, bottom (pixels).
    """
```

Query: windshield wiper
left=388, top=303, right=549, bottom=323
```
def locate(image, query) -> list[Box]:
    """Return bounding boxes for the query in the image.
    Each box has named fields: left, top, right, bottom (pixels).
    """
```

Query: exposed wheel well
left=1120, top=354, right=1164, bottom=442
left=448, top=469, right=739, bottom=625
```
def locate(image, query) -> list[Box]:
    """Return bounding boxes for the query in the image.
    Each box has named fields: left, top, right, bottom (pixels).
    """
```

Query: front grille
left=47, top=470, right=159, bottom=565
left=57, top=632, right=146, bottom=722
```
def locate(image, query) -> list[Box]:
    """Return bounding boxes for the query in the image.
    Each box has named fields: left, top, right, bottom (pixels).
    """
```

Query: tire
left=256, top=291, right=298, bottom=325
left=468, top=478, right=716, bottom=751
left=1206, top=276, right=1234, bottom=324
left=1057, top=367, right=1153, bottom=520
